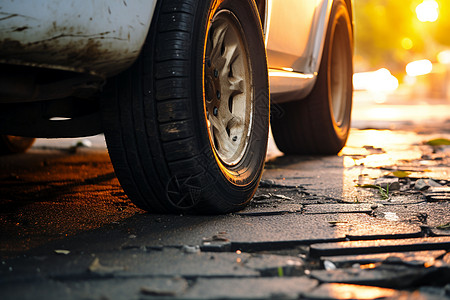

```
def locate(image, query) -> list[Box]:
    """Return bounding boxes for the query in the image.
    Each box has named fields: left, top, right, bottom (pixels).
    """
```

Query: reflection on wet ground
left=256, top=100, right=450, bottom=298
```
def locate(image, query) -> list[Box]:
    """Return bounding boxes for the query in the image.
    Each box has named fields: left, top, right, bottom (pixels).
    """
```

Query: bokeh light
left=405, top=59, right=433, bottom=76
left=401, top=37, right=414, bottom=50
left=353, top=68, right=399, bottom=92
left=437, top=50, right=450, bottom=64
left=416, top=0, right=439, bottom=23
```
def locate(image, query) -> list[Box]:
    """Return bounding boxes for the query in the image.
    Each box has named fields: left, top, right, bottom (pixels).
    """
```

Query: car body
left=0, top=0, right=353, bottom=214
left=0, top=0, right=351, bottom=105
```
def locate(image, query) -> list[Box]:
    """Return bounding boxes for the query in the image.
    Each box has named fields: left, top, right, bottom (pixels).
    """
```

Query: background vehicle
left=0, top=0, right=353, bottom=214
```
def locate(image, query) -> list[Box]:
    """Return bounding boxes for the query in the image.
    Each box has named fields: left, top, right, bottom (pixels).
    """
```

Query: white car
left=0, top=0, right=353, bottom=213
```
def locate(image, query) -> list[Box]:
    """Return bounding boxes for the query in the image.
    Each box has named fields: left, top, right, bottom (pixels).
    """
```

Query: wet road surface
left=1, top=98, right=450, bottom=299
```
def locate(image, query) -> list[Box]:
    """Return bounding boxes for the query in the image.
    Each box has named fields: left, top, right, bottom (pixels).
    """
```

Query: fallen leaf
left=426, top=138, right=450, bottom=146
left=392, top=171, right=411, bottom=178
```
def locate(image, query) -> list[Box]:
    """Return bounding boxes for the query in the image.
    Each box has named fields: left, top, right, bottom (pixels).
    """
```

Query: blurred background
left=352, top=0, right=450, bottom=128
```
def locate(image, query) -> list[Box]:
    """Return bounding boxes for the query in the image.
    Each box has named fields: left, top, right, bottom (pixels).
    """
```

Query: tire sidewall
left=189, top=0, right=269, bottom=208
left=325, top=0, right=353, bottom=143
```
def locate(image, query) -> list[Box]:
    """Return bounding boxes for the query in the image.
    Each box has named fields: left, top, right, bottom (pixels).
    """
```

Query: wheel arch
left=254, top=0, right=266, bottom=30
left=343, top=0, right=354, bottom=35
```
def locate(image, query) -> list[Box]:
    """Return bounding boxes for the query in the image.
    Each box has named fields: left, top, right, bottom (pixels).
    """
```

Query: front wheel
left=102, top=0, right=269, bottom=214
left=271, top=0, right=353, bottom=155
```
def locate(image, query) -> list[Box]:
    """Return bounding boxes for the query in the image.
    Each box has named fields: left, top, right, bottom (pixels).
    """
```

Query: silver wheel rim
left=330, top=19, right=350, bottom=127
left=204, top=10, right=253, bottom=166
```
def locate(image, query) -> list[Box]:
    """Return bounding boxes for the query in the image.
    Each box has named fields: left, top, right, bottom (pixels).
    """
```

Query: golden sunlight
left=401, top=37, right=413, bottom=50
left=437, top=50, right=450, bottom=64
left=405, top=59, right=433, bottom=76
left=327, top=284, right=398, bottom=299
left=416, top=0, right=439, bottom=22
left=353, top=68, right=399, bottom=92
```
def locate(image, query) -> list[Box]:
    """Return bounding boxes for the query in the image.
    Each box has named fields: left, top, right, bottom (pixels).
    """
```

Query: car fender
left=265, top=0, right=352, bottom=103
left=0, top=0, right=157, bottom=78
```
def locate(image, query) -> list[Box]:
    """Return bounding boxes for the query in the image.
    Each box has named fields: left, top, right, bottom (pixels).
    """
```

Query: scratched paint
left=0, top=0, right=157, bottom=77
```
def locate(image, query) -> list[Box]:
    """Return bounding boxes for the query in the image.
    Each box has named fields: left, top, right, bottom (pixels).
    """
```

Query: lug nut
left=216, top=90, right=221, bottom=99
left=214, top=69, right=219, bottom=78
left=213, top=107, right=218, bottom=116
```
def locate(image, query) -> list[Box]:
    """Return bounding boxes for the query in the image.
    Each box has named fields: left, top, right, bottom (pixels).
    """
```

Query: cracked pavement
left=1, top=100, right=450, bottom=299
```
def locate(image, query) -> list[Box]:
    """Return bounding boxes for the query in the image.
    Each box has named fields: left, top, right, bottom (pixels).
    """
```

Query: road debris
left=181, top=245, right=201, bottom=254
left=415, top=178, right=443, bottom=191
left=88, top=257, right=125, bottom=275
left=1, top=125, right=450, bottom=299
left=140, top=277, right=188, bottom=296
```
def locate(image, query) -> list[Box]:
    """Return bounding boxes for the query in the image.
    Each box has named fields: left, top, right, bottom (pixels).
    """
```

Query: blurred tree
left=354, top=0, right=448, bottom=71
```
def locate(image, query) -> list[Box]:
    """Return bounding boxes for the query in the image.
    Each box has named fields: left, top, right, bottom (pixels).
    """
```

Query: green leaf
left=426, top=138, right=450, bottom=146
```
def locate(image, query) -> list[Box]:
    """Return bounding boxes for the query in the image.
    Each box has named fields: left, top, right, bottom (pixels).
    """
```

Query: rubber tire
left=271, top=0, right=353, bottom=155
left=0, top=135, right=35, bottom=155
left=101, top=0, right=269, bottom=214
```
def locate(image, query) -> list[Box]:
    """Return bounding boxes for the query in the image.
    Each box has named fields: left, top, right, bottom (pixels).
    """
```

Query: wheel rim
left=330, top=18, right=351, bottom=127
left=204, top=10, right=252, bottom=166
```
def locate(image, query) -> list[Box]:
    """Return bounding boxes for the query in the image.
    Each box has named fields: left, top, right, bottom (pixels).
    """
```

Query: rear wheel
left=0, top=135, right=35, bottom=155
left=102, top=0, right=269, bottom=214
left=271, top=0, right=353, bottom=155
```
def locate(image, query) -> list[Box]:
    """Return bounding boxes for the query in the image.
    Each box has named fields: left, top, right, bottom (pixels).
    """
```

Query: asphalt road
left=1, top=97, right=450, bottom=299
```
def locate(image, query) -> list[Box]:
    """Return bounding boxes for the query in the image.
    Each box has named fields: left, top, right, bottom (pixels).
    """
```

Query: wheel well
left=254, top=0, right=265, bottom=28
left=253, top=0, right=352, bottom=33
left=343, top=0, right=354, bottom=29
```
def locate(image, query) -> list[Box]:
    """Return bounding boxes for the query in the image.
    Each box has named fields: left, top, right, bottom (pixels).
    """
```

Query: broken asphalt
left=1, top=100, right=450, bottom=299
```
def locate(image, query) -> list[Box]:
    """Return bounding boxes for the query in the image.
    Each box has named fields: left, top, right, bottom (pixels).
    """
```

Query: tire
left=101, top=0, right=269, bottom=214
left=271, top=0, right=353, bottom=155
left=0, top=135, right=35, bottom=155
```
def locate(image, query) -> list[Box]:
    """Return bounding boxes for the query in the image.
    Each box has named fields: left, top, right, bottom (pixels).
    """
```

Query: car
left=0, top=0, right=353, bottom=214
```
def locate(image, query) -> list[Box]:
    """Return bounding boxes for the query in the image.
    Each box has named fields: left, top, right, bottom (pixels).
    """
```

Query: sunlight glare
left=353, top=68, right=398, bottom=92
left=406, top=59, right=433, bottom=76
left=416, top=0, right=439, bottom=22
left=437, top=50, right=450, bottom=64
left=327, top=284, right=398, bottom=299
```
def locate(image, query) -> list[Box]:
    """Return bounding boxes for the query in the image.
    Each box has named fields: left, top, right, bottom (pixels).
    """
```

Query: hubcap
left=204, top=10, right=252, bottom=166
